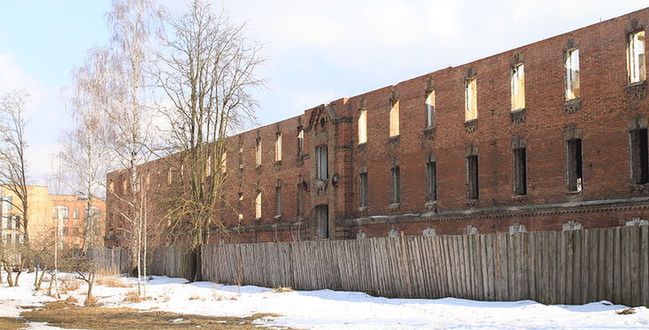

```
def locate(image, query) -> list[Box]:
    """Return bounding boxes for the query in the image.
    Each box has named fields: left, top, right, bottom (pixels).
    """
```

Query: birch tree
left=103, top=0, right=162, bottom=296
left=155, top=0, right=263, bottom=280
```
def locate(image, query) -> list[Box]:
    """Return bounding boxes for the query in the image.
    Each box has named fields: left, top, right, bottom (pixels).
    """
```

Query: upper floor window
left=359, top=172, right=368, bottom=208
left=565, top=48, right=580, bottom=100
left=275, top=132, right=282, bottom=162
left=511, top=64, right=525, bottom=110
left=465, top=77, right=477, bottom=121
left=358, top=109, right=367, bottom=144
left=425, top=90, right=435, bottom=128
left=220, top=152, right=227, bottom=173
left=389, top=100, right=400, bottom=137
left=390, top=166, right=401, bottom=204
left=628, top=30, right=646, bottom=84
left=297, top=128, right=304, bottom=156
left=73, top=208, right=79, bottom=219
left=255, top=138, right=262, bottom=167
left=316, top=145, right=328, bottom=180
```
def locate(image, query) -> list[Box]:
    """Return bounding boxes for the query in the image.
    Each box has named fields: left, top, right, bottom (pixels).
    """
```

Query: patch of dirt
left=21, top=301, right=282, bottom=329
left=0, top=317, right=26, bottom=330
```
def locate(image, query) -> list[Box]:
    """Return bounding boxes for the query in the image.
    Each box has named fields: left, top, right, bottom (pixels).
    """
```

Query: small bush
left=124, top=290, right=144, bottom=303
left=188, top=294, right=203, bottom=301
left=271, top=287, right=293, bottom=293
left=64, top=295, right=78, bottom=304
left=96, top=276, right=131, bottom=288
left=160, top=290, right=171, bottom=303
left=617, top=307, right=636, bottom=315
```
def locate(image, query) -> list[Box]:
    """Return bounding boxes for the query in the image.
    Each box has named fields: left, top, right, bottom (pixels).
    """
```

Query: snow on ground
left=2, top=270, right=649, bottom=329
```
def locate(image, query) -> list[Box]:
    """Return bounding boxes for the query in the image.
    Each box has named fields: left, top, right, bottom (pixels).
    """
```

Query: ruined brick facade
left=106, top=8, right=649, bottom=245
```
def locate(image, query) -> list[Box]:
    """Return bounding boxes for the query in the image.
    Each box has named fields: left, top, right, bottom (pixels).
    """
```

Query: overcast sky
left=0, top=0, right=647, bottom=185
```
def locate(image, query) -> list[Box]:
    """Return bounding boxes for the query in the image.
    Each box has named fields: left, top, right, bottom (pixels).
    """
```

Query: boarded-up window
left=628, top=30, right=646, bottom=84
left=316, top=145, right=328, bottom=180
left=513, top=147, right=527, bottom=195
left=275, top=132, right=282, bottom=162
left=631, top=128, right=649, bottom=184
left=465, top=77, right=477, bottom=121
left=567, top=138, right=583, bottom=192
left=359, top=172, right=368, bottom=208
left=565, top=48, right=580, bottom=100
left=511, top=64, right=525, bottom=110
left=358, top=109, right=367, bottom=144
left=391, top=166, right=401, bottom=204
left=426, top=160, right=437, bottom=201
left=389, top=100, right=399, bottom=137
left=255, top=138, right=262, bottom=166
left=255, top=191, right=262, bottom=220
left=296, top=183, right=304, bottom=217
left=425, top=90, right=435, bottom=128
left=275, top=186, right=281, bottom=216
left=467, top=155, right=479, bottom=199
left=316, top=205, right=328, bottom=238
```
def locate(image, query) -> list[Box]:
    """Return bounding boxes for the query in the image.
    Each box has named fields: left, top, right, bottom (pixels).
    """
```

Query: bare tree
left=102, top=0, right=162, bottom=295
left=155, top=0, right=263, bottom=280
left=0, top=91, right=30, bottom=246
left=59, top=59, right=111, bottom=252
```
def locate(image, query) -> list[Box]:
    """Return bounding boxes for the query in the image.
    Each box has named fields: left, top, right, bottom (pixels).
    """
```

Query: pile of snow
left=2, top=270, right=649, bottom=329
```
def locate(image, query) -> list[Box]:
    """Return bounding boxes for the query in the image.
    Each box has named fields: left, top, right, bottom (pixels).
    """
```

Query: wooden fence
left=148, top=245, right=195, bottom=280
left=86, top=247, right=131, bottom=275
left=200, top=225, right=649, bottom=307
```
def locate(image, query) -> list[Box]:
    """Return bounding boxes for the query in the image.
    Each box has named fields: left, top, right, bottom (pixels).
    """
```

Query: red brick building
left=107, top=8, right=649, bottom=245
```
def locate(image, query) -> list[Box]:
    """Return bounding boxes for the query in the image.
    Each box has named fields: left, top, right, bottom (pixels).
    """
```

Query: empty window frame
left=391, top=166, right=401, bottom=204
left=511, top=64, right=525, bottom=110
left=426, top=159, right=437, bottom=201
left=566, top=138, right=584, bottom=192
left=565, top=48, right=580, bottom=100
left=628, top=30, right=646, bottom=84
left=467, top=155, right=479, bottom=199
left=630, top=128, right=649, bottom=184
left=465, top=77, right=478, bottom=121
left=297, top=128, right=304, bottom=156
left=358, top=109, right=367, bottom=144
left=359, top=172, right=368, bottom=208
left=389, top=100, right=400, bottom=137
left=425, top=90, right=435, bottom=128
left=275, top=186, right=282, bottom=216
left=316, top=145, right=328, bottom=180
left=255, top=138, right=262, bottom=167
left=255, top=191, right=262, bottom=220
left=513, top=147, right=527, bottom=195
left=275, top=132, right=282, bottom=162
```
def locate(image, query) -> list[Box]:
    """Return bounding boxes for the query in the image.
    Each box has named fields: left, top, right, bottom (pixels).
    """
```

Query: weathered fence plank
left=139, top=225, right=649, bottom=307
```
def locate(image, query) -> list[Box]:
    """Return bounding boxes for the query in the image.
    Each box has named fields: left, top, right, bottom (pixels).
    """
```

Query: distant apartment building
left=0, top=185, right=105, bottom=249
left=107, top=8, right=649, bottom=245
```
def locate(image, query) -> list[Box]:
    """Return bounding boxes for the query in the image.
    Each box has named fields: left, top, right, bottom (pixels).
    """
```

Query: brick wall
left=106, top=8, right=649, bottom=245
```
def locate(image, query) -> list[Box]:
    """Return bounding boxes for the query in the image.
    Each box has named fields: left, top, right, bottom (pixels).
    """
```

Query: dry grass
left=160, top=289, right=171, bottom=303
left=211, top=290, right=239, bottom=302
left=616, top=307, right=636, bottom=315
left=96, top=276, right=131, bottom=288
left=65, top=295, right=79, bottom=304
left=59, top=278, right=82, bottom=293
left=20, top=301, right=282, bottom=329
left=123, top=290, right=145, bottom=303
left=85, top=295, right=99, bottom=307
left=271, top=287, right=294, bottom=293
left=188, top=294, right=204, bottom=301
left=0, top=317, right=25, bottom=330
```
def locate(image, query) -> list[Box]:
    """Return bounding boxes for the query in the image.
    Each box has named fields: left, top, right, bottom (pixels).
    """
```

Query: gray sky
left=0, top=0, right=647, bottom=184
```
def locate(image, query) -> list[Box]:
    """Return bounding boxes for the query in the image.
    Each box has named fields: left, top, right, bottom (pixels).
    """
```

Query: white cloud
left=0, top=52, right=68, bottom=186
